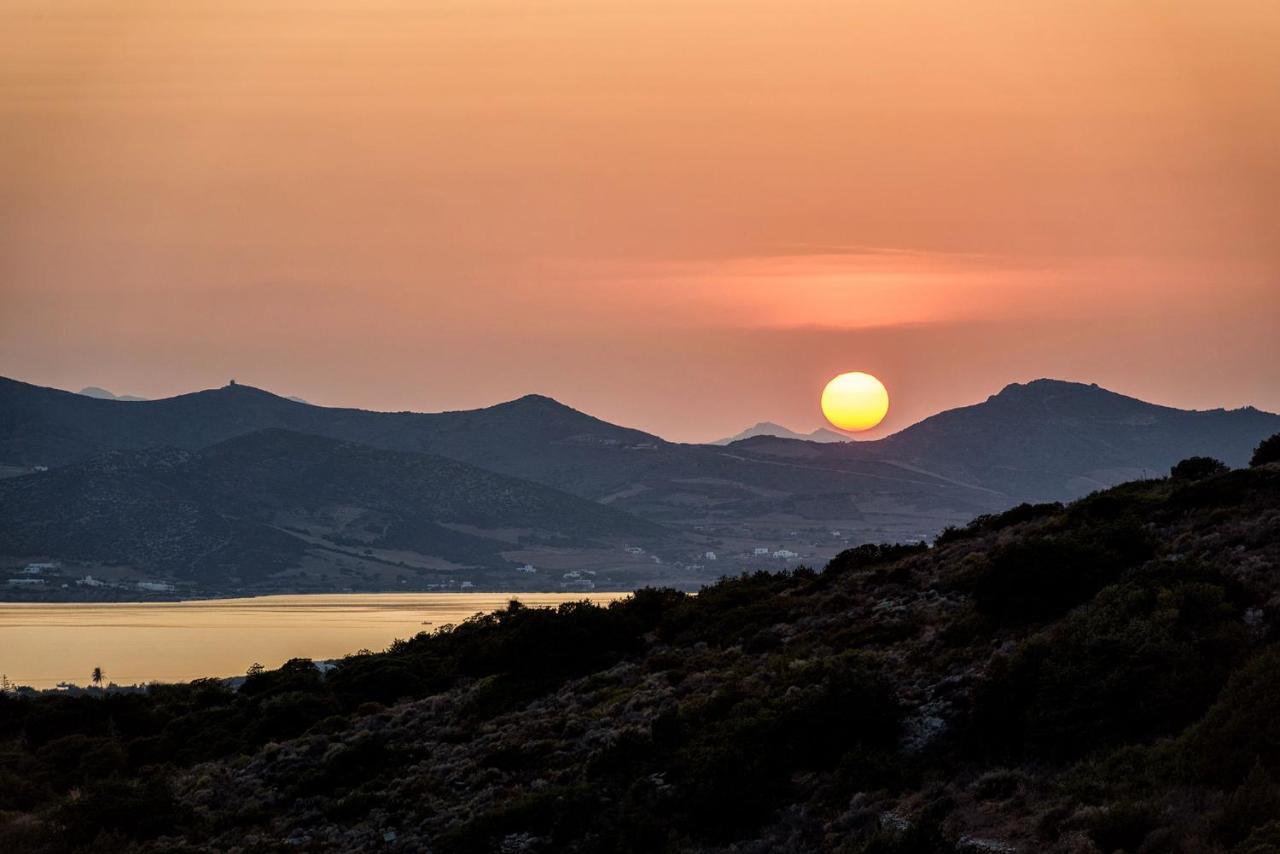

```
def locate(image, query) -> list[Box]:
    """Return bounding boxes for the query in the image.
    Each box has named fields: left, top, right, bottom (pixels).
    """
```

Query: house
left=6, top=578, right=45, bottom=587
left=77, top=575, right=106, bottom=588
left=704, top=551, right=717, bottom=561
left=753, top=547, right=770, bottom=556
left=460, top=581, right=475, bottom=590
left=23, top=562, right=58, bottom=574
left=624, top=546, right=645, bottom=556
left=516, top=564, right=537, bottom=574
left=772, top=549, right=799, bottom=559
left=136, top=581, right=176, bottom=592
left=563, top=571, right=582, bottom=579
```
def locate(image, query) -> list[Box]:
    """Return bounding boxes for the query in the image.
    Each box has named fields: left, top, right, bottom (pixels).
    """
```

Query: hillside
left=2, top=455, right=1279, bottom=851
left=0, top=430, right=671, bottom=596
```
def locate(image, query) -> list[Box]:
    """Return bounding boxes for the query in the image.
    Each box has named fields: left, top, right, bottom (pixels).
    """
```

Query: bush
left=1171, top=456, right=1229, bottom=480
left=1252, top=434, right=1280, bottom=467
left=968, top=537, right=1124, bottom=627
left=969, top=574, right=1249, bottom=761
left=820, top=542, right=928, bottom=582
left=1175, top=646, right=1280, bottom=786
left=56, top=779, right=188, bottom=847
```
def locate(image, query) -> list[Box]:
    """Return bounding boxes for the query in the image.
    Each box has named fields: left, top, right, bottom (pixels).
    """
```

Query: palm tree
left=91, top=666, right=104, bottom=690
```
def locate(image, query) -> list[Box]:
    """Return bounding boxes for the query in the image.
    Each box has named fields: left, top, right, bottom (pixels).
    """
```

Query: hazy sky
left=3, top=1, right=1277, bottom=441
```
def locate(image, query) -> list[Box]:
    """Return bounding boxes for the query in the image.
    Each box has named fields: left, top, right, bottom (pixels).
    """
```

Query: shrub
left=1171, top=456, right=1229, bottom=480
left=1252, top=434, right=1280, bottom=467
left=254, top=691, right=341, bottom=740
left=56, top=779, right=188, bottom=847
left=1174, top=646, right=1280, bottom=786
left=968, top=537, right=1123, bottom=627
left=968, top=574, right=1249, bottom=761
left=1088, top=801, right=1161, bottom=852
left=821, top=542, right=928, bottom=581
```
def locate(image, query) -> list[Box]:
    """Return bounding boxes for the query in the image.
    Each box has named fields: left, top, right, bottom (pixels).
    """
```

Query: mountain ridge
left=4, top=375, right=1278, bottom=580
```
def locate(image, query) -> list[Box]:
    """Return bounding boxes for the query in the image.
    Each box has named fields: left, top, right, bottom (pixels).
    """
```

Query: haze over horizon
left=4, top=0, right=1278, bottom=441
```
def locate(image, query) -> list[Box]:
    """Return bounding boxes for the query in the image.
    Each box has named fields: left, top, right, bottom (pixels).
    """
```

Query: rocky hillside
left=2, top=447, right=1279, bottom=852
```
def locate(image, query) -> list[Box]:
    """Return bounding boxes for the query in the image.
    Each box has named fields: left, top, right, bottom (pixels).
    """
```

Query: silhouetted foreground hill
left=0, top=430, right=668, bottom=594
left=3, top=459, right=1280, bottom=851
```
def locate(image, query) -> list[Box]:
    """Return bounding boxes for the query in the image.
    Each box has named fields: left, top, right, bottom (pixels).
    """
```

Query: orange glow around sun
left=821, top=372, right=890, bottom=432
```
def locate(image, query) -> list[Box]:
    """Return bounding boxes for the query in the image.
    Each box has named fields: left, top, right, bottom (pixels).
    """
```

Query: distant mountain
left=0, top=429, right=668, bottom=593
left=3, top=376, right=1277, bottom=580
left=712, top=421, right=848, bottom=445
left=841, top=379, right=1277, bottom=500
left=0, top=379, right=663, bottom=483
left=78, top=386, right=147, bottom=402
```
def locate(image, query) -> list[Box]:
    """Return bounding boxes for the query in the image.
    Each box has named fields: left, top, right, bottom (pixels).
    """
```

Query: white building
left=516, top=564, right=537, bottom=574
left=136, top=581, right=176, bottom=592
left=704, top=551, right=717, bottom=561
left=773, top=549, right=799, bottom=559
left=753, top=547, right=770, bottom=556
left=77, top=575, right=106, bottom=588
left=7, top=578, right=45, bottom=587
left=24, top=562, right=58, bottom=574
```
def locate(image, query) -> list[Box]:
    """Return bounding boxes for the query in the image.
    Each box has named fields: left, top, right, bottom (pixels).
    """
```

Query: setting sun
left=821, top=372, right=890, bottom=432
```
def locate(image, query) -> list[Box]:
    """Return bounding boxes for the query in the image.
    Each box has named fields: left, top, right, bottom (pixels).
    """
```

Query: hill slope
left=2, top=461, right=1279, bottom=851
left=0, top=430, right=670, bottom=594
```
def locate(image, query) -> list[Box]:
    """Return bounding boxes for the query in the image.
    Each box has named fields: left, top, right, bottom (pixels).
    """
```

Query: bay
left=0, top=592, right=630, bottom=690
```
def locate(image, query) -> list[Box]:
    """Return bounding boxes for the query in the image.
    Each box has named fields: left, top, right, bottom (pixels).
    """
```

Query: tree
left=91, top=667, right=104, bottom=690
left=1170, top=456, right=1228, bottom=481
left=1252, top=434, right=1280, bottom=468
left=246, top=662, right=265, bottom=676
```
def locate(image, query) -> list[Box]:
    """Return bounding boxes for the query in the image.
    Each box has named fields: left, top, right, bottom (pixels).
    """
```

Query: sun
left=821, top=372, right=890, bottom=432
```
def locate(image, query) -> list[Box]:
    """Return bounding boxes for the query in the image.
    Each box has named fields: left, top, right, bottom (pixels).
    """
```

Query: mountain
left=0, top=429, right=671, bottom=595
left=712, top=421, right=848, bottom=444
left=743, top=379, right=1280, bottom=501
left=3, top=376, right=1278, bottom=571
left=7, top=462, right=1280, bottom=851
left=0, top=377, right=999, bottom=552
left=78, top=386, right=147, bottom=402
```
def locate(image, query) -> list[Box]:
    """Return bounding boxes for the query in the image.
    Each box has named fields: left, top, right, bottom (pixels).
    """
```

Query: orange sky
left=2, top=0, right=1277, bottom=441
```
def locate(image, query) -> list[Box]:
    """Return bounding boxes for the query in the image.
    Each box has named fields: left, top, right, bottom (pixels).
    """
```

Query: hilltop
left=3, top=452, right=1279, bottom=851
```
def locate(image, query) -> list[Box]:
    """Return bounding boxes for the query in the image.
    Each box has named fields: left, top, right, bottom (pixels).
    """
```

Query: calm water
left=0, top=592, right=630, bottom=690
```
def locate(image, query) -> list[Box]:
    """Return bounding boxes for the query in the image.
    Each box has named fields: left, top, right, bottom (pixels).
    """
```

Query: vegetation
left=1170, top=455, right=1229, bottom=480
left=2, top=462, right=1280, bottom=851
left=1253, top=432, right=1280, bottom=467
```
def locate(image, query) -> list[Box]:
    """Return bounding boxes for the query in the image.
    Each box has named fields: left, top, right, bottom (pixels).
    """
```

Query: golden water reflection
left=0, top=592, right=630, bottom=690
